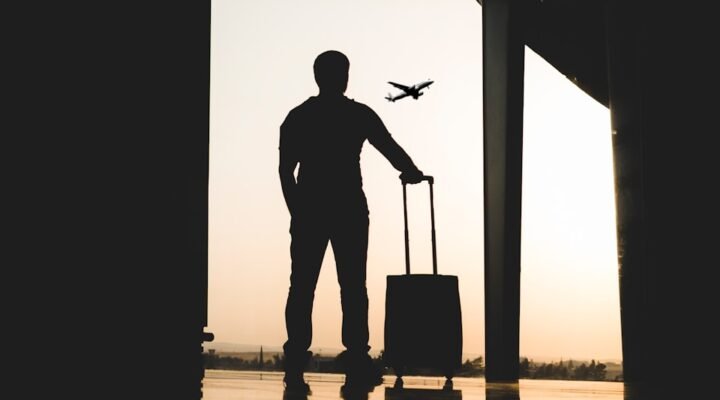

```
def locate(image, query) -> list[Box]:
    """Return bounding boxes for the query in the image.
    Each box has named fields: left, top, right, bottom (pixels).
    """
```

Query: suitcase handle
left=402, top=175, right=437, bottom=275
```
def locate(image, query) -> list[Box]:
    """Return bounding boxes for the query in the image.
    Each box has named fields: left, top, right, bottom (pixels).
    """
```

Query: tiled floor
left=203, top=370, right=627, bottom=400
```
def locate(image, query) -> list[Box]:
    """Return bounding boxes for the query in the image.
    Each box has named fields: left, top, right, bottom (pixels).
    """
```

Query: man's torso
left=282, top=96, right=378, bottom=214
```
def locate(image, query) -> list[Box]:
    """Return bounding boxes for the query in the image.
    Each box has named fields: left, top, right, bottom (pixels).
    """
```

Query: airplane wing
left=388, top=81, right=411, bottom=91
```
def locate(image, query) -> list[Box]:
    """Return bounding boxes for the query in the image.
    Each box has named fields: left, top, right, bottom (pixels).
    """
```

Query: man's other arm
left=279, top=116, right=299, bottom=216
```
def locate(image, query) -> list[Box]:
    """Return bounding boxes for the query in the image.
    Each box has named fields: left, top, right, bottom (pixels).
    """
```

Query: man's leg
left=331, top=213, right=382, bottom=387
left=283, top=216, right=328, bottom=389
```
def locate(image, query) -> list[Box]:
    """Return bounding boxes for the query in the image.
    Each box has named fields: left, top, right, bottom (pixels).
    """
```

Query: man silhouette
left=279, top=50, right=425, bottom=393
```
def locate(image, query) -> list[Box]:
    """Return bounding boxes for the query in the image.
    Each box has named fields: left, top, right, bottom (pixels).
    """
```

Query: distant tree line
left=519, top=357, right=613, bottom=381
left=204, top=351, right=618, bottom=382
left=203, top=351, right=380, bottom=374
left=204, top=352, right=284, bottom=371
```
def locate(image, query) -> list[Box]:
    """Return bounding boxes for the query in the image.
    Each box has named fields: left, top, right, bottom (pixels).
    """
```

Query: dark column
left=482, top=0, right=525, bottom=383
left=21, top=3, right=213, bottom=399
left=605, top=1, right=648, bottom=384
left=607, top=1, right=718, bottom=395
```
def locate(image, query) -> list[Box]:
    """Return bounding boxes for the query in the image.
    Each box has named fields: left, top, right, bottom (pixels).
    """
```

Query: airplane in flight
left=385, top=79, right=434, bottom=102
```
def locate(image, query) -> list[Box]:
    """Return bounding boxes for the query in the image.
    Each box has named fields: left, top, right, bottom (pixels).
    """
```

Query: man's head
left=313, top=50, right=349, bottom=95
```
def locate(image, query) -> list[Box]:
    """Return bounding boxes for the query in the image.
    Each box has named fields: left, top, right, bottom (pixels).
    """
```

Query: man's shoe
left=282, top=350, right=313, bottom=395
left=283, top=374, right=311, bottom=396
left=344, top=354, right=384, bottom=389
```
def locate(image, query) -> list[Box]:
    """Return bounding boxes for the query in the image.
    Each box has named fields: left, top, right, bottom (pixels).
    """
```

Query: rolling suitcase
left=384, top=176, right=463, bottom=382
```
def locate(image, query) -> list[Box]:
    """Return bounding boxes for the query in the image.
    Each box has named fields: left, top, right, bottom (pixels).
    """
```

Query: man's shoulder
left=287, top=96, right=317, bottom=113
left=283, top=96, right=379, bottom=123
left=283, top=97, right=317, bottom=124
left=345, top=98, right=380, bottom=119
left=345, top=97, right=371, bottom=110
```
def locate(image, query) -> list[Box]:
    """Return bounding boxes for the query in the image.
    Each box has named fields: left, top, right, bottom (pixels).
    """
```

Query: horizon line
left=204, top=342, right=623, bottom=362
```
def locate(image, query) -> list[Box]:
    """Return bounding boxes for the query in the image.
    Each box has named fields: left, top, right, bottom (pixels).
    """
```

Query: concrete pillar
left=482, top=0, right=525, bottom=383
left=605, top=1, right=648, bottom=384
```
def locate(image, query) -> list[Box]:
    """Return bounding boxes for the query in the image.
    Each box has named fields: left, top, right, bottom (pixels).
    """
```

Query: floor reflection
left=340, top=384, right=377, bottom=400
left=282, top=388, right=309, bottom=400
left=385, top=386, right=462, bottom=399
left=282, top=383, right=380, bottom=400
left=485, top=383, right=519, bottom=400
left=205, top=370, right=627, bottom=400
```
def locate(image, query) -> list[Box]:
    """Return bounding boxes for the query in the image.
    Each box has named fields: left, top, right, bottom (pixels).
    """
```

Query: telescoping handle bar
left=402, top=175, right=437, bottom=275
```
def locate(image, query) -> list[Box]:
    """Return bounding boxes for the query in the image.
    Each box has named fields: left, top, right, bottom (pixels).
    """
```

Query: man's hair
left=313, top=50, right=349, bottom=93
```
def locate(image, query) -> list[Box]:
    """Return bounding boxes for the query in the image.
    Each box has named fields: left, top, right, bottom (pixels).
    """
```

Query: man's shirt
left=280, top=95, right=417, bottom=215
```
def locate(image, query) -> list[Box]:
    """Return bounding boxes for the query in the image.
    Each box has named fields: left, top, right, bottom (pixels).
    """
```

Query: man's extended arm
left=366, top=109, right=424, bottom=183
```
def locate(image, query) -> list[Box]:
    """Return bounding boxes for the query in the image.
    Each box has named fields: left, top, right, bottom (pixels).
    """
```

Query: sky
left=208, top=0, right=621, bottom=362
